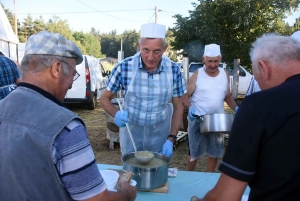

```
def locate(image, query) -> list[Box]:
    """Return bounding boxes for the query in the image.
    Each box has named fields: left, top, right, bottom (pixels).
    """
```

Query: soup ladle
left=116, top=98, right=154, bottom=164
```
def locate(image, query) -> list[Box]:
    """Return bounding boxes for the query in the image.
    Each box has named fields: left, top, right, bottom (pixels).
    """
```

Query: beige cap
left=25, top=31, right=83, bottom=65
left=140, top=23, right=166, bottom=38
left=203, top=44, right=221, bottom=57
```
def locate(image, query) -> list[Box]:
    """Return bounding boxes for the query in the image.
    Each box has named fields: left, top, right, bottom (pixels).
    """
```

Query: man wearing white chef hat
left=183, top=43, right=238, bottom=172
left=100, top=23, right=186, bottom=159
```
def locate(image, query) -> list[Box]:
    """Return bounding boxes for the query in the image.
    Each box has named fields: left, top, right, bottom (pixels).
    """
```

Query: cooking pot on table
left=122, top=152, right=169, bottom=190
left=198, top=113, right=235, bottom=134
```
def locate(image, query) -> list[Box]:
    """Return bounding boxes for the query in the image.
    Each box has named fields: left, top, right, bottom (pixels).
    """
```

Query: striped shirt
left=245, top=76, right=261, bottom=96
left=106, top=54, right=186, bottom=97
left=52, top=120, right=106, bottom=200
left=0, top=55, right=20, bottom=99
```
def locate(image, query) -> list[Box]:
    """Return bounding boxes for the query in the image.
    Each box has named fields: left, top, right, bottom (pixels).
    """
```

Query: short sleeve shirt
left=219, top=74, right=300, bottom=200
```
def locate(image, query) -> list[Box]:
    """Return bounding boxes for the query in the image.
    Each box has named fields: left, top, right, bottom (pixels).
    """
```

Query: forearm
left=182, top=93, right=191, bottom=108
left=224, top=95, right=238, bottom=111
left=99, top=90, right=118, bottom=117
left=170, top=97, right=184, bottom=136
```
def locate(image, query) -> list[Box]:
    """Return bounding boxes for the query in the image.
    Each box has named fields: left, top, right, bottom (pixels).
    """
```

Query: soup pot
left=122, top=152, right=169, bottom=190
left=199, top=113, right=235, bottom=134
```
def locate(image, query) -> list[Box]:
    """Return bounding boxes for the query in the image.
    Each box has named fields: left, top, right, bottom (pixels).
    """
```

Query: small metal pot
left=122, top=152, right=169, bottom=190
left=199, top=113, right=235, bottom=134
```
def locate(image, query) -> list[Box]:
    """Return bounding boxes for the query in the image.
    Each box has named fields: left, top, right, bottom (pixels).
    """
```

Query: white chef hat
left=203, top=44, right=221, bottom=57
left=140, top=23, right=166, bottom=38
left=290, top=31, right=300, bottom=42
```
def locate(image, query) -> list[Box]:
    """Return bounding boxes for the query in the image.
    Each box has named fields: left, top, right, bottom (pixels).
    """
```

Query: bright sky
left=1, top=0, right=196, bottom=34
left=1, top=0, right=299, bottom=34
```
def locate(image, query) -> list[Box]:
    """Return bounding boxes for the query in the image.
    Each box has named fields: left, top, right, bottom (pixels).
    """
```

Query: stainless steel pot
left=122, top=152, right=169, bottom=190
left=199, top=113, right=235, bottom=134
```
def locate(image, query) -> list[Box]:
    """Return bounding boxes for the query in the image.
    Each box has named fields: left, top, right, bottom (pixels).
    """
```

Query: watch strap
left=168, top=134, right=177, bottom=142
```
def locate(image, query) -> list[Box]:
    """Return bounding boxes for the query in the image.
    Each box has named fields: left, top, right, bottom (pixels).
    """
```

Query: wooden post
left=232, top=59, right=240, bottom=100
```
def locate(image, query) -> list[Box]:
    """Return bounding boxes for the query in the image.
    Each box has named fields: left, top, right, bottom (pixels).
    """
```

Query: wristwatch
left=168, top=134, right=177, bottom=142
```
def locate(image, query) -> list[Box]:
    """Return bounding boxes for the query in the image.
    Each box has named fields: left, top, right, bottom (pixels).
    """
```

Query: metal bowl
left=122, top=152, right=169, bottom=190
left=199, top=113, right=235, bottom=134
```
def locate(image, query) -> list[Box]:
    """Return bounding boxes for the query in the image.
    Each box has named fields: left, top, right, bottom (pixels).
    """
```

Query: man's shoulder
left=116, top=56, right=134, bottom=69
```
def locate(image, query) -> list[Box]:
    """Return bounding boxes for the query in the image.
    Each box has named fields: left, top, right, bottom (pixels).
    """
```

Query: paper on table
left=168, top=167, right=178, bottom=177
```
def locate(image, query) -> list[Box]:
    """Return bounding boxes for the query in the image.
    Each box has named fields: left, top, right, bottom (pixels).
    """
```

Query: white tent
left=0, top=5, right=19, bottom=61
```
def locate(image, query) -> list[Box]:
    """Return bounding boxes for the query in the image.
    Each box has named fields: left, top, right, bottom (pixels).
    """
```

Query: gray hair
left=250, top=33, right=300, bottom=70
left=138, top=37, right=167, bottom=48
left=20, top=55, right=70, bottom=77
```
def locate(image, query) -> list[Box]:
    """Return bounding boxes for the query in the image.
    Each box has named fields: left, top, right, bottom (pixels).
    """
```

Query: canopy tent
left=0, top=5, right=19, bottom=61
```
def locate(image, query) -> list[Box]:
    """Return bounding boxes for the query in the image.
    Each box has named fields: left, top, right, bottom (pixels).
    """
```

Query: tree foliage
left=2, top=2, right=299, bottom=64
left=171, top=0, right=299, bottom=69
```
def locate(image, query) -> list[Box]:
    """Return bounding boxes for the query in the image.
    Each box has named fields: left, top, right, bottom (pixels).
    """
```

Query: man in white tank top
left=183, top=44, right=239, bottom=172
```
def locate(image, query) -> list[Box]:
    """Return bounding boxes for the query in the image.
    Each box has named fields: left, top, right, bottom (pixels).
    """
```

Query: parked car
left=64, top=55, right=108, bottom=110
left=226, top=65, right=253, bottom=95
left=188, top=62, right=252, bottom=96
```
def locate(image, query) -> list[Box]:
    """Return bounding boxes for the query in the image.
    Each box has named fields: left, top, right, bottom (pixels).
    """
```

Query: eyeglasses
left=61, top=61, right=80, bottom=81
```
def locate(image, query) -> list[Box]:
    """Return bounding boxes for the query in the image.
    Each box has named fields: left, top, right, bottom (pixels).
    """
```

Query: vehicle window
left=226, top=68, right=234, bottom=76
left=226, top=67, right=245, bottom=76
left=189, top=63, right=203, bottom=73
left=239, top=67, right=246, bottom=76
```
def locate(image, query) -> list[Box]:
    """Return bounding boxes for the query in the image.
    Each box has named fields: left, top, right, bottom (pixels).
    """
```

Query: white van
left=64, top=55, right=108, bottom=110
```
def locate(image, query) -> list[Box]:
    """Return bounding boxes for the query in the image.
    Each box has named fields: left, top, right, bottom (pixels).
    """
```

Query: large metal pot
left=199, top=113, right=235, bottom=134
left=122, top=152, right=169, bottom=190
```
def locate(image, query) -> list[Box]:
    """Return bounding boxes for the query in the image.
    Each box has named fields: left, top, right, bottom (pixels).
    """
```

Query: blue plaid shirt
left=0, top=56, right=20, bottom=100
left=106, top=54, right=186, bottom=97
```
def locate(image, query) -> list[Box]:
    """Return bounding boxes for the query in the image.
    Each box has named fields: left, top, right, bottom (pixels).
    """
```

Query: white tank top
left=191, top=67, right=228, bottom=115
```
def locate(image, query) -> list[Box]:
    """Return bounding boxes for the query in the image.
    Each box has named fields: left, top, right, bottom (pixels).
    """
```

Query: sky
left=1, top=0, right=300, bottom=34
left=1, top=0, right=197, bottom=34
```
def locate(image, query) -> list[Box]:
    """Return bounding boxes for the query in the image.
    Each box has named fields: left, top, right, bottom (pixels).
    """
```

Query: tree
left=294, top=17, right=300, bottom=30
left=172, top=0, right=299, bottom=69
left=165, top=28, right=180, bottom=62
left=18, top=15, right=35, bottom=42
left=121, top=30, right=139, bottom=58
left=33, top=16, right=46, bottom=33
left=47, top=16, right=74, bottom=39
left=100, top=30, right=120, bottom=58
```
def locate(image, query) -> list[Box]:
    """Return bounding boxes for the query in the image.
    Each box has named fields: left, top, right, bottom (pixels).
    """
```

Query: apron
left=119, top=52, right=173, bottom=155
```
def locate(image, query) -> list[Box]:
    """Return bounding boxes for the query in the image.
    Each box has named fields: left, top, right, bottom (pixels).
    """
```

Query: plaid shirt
left=0, top=56, right=20, bottom=100
left=106, top=54, right=186, bottom=97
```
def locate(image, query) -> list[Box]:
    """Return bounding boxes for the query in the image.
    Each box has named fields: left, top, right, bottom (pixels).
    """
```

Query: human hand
left=118, top=181, right=137, bottom=201
left=162, top=139, right=173, bottom=158
left=114, top=110, right=130, bottom=127
left=188, top=105, right=197, bottom=121
left=234, top=106, right=239, bottom=113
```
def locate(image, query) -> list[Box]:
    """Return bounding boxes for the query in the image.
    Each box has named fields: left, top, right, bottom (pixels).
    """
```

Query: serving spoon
left=116, top=98, right=154, bottom=164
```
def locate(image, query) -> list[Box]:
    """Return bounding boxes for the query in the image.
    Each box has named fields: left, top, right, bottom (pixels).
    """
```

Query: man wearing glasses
left=0, top=31, right=136, bottom=201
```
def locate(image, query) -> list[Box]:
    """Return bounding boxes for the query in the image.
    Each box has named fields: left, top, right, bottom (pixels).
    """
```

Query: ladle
left=116, top=98, right=154, bottom=164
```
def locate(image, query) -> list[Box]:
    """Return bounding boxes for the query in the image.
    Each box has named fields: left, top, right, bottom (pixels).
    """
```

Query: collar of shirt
left=17, top=82, right=67, bottom=108
left=138, top=55, right=166, bottom=76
